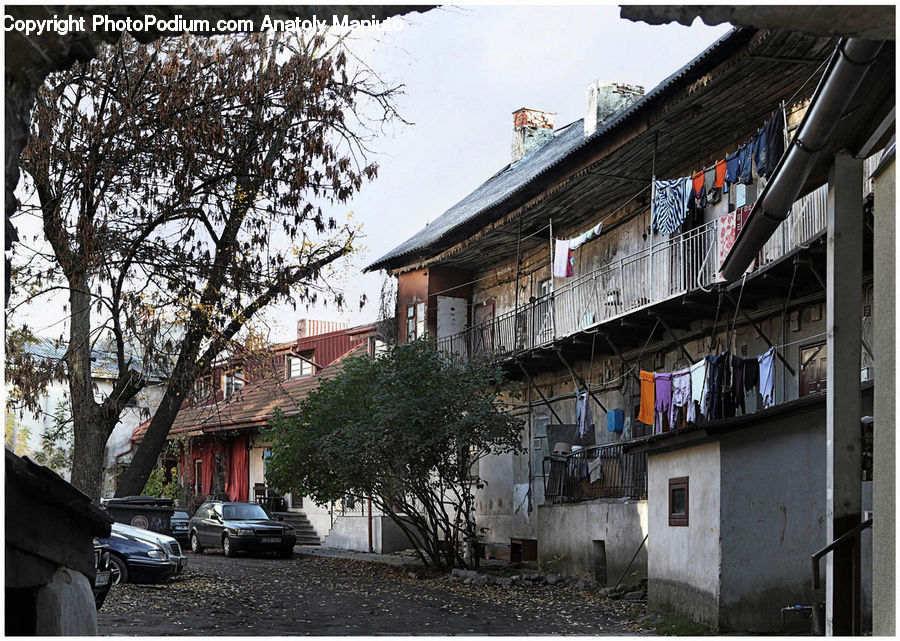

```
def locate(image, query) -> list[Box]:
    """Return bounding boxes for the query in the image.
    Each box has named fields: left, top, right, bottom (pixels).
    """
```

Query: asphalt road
left=97, top=549, right=650, bottom=635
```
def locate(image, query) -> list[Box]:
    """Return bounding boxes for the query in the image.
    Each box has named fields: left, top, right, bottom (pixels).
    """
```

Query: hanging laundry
left=706, top=352, right=732, bottom=420
left=652, top=177, right=693, bottom=235
left=587, top=456, right=604, bottom=484
left=553, top=238, right=573, bottom=277
left=704, top=165, right=721, bottom=205
left=638, top=370, right=656, bottom=425
left=761, top=109, right=785, bottom=179
left=575, top=389, right=594, bottom=440
left=724, top=150, right=741, bottom=185
left=732, top=354, right=745, bottom=415
left=689, top=359, right=708, bottom=423
left=737, top=142, right=754, bottom=185
left=717, top=211, right=738, bottom=274
left=691, top=170, right=706, bottom=209
left=654, top=372, right=673, bottom=434
left=758, top=347, right=776, bottom=408
left=743, top=357, right=759, bottom=392
left=671, top=368, right=692, bottom=428
left=714, top=158, right=727, bottom=189
left=568, top=222, right=603, bottom=250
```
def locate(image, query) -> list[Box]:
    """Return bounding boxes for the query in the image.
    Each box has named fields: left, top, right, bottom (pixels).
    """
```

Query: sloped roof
left=20, top=337, right=168, bottom=381
left=365, top=27, right=749, bottom=272
left=133, top=342, right=369, bottom=442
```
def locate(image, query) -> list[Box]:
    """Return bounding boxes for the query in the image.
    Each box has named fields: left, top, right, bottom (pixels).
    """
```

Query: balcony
left=437, top=183, right=830, bottom=360
left=543, top=443, right=647, bottom=503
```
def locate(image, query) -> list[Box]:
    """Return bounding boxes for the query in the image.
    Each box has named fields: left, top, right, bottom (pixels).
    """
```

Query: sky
left=12, top=5, right=732, bottom=345
left=257, top=4, right=731, bottom=342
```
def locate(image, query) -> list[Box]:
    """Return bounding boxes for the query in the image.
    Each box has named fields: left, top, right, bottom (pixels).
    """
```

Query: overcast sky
left=15, top=5, right=732, bottom=345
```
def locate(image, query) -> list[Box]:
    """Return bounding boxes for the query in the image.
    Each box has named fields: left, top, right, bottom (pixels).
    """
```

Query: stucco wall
left=324, top=514, right=419, bottom=554
left=717, top=408, right=827, bottom=632
left=537, top=499, right=648, bottom=586
left=647, top=441, right=721, bottom=628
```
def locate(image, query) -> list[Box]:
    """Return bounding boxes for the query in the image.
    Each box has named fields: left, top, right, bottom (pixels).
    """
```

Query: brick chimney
left=511, top=108, right=555, bottom=164
left=584, top=81, right=644, bottom=137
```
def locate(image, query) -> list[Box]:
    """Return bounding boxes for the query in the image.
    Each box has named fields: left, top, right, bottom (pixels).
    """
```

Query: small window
left=669, top=477, right=689, bottom=527
left=416, top=302, right=426, bottom=338
left=288, top=354, right=315, bottom=379
left=407, top=305, right=417, bottom=341
left=193, top=377, right=211, bottom=402
left=224, top=369, right=244, bottom=397
left=194, top=459, right=203, bottom=495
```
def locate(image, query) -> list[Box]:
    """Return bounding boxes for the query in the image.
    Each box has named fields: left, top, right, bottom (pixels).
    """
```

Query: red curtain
left=225, top=434, right=249, bottom=501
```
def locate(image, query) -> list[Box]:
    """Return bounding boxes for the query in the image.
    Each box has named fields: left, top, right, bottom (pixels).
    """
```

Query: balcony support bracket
left=554, top=348, right=608, bottom=414
left=725, top=293, right=796, bottom=376
left=517, top=361, right=563, bottom=424
left=651, top=312, right=695, bottom=364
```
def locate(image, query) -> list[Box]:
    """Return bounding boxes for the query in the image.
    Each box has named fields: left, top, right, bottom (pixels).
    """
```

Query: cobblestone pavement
left=98, top=550, right=650, bottom=635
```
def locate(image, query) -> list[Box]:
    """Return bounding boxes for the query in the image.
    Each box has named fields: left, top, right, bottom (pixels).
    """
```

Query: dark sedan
left=100, top=522, right=186, bottom=584
left=189, top=501, right=296, bottom=558
left=170, top=509, right=192, bottom=544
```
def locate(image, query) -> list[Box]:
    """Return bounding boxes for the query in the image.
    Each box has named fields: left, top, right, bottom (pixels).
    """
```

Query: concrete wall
left=718, top=407, right=827, bottom=632
left=324, top=514, right=419, bottom=554
left=647, top=441, right=722, bottom=628
left=537, top=499, right=648, bottom=586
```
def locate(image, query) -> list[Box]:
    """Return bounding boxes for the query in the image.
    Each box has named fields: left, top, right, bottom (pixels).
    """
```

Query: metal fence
left=542, top=443, right=648, bottom=503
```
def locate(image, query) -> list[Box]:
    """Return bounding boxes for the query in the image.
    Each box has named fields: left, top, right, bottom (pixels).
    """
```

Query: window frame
left=224, top=368, right=244, bottom=398
left=668, top=476, right=689, bottom=527
left=194, top=459, right=203, bottom=495
left=287, top=353, right=315, bottom=379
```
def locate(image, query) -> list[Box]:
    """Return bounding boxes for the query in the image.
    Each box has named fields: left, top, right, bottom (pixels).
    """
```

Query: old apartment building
left=368, top=27, right=894, bottom=632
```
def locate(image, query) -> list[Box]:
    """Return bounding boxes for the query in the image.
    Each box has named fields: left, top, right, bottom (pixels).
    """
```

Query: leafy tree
left=9, top=30, right=401, bottom=499
left=265, top=338, right=523, bottom=569
left=141, top=466, right=182, bottom=502
left=30, top=400, right=75, bottom=477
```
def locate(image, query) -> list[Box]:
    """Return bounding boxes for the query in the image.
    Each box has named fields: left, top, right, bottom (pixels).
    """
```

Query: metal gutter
left=721, top=38, right=885, bottom=281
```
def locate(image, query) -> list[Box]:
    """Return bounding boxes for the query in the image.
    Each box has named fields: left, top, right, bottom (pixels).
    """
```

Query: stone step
left=275, top=512, right=321, bottom=545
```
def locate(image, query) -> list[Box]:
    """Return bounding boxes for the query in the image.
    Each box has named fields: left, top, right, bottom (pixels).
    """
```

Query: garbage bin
left=104, top=496, right=175, bottom=536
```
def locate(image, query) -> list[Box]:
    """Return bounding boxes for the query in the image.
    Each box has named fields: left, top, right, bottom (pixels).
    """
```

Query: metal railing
left=437, top=183, right=831, bottom=360
left=542, top=443, right=648, bottom=504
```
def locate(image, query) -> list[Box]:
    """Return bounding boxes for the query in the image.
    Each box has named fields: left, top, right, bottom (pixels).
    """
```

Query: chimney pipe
left=584, top=81, right=644, bottom=137
left=511, top=108, right=555, bottom=164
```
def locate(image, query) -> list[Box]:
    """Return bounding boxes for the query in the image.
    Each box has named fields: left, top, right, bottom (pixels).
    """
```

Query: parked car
left=170, top=508, right=192, bottom=545
left=189, top=501, right=296, bottom=558
left=92, top=539, right=113, bottom=609
left=99, top=522, right=187, bottom=584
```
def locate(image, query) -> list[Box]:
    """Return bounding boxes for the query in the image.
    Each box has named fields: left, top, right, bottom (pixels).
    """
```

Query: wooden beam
left=516, top=361, right=563, bottom=424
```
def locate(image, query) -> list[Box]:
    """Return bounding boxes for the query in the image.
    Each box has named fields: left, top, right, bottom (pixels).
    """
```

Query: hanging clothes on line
left=671, top=368, right=692, bottom=428
left=654, top=372, right=673, bottom=434
left=732, top=354, right=746, bottom=415
left=575, top=389, right=594, bottom=440
left=652, top=176, right=693, bottom=235
left=717, top=211, right=738, bottom=275
left=689, top=359, right=708, bottom=423
left=553, top=238, right=573, bottom=278
left=568, top=222, right=603, bottom=250
left=743, top=357, right=759, bottom=393
left=758, top=347, right=776, bottom=408
left=638, top=370, right=656, bottom=425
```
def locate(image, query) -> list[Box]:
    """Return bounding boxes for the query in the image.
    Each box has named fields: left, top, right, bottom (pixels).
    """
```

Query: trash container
left=104, top=496, right=175, bottom=536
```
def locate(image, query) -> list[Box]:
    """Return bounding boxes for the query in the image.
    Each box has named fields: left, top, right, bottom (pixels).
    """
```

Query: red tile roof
left=133, top=342, right=369, bottom=443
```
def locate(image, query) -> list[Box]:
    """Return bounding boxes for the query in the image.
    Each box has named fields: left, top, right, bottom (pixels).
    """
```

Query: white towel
left=553, top=238, right=573, bottom=277
left=690, top=359, right=708, bottom=421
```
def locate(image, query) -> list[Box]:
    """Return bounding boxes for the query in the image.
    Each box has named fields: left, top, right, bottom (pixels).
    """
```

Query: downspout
left=721, top=38, right=885, bottom=282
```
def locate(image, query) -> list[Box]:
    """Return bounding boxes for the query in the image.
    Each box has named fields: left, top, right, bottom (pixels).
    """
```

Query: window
left=416, top=302, right=426, bottom=339
left=194, top=459, right=203, bottom=495
left=193, top=376, right=211, bottom=402
left=224, top=369, right=244, bottom=397
left=406, top=304, right=416, bottom=341
left=668, top=477, right=689, bottom=526
left=288, top=354, right=315, bottom=379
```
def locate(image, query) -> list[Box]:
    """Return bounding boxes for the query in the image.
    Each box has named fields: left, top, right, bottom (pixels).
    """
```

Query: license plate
left=261, top=537, right=281, bottom=544
left=95, top=571, right=111, bottom=587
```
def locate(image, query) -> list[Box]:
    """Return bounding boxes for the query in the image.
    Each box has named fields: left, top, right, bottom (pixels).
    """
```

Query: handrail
left=811, top=517, right=872, bottom=589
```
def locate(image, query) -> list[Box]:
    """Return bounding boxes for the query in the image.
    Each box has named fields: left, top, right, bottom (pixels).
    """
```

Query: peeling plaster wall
left=537, top=499, right=648, bottom=585
left=647, top=441, right=722, bottom=629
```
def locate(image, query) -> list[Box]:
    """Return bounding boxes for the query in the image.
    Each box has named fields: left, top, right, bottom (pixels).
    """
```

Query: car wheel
left=223, top=535, right=236, bottom=557
left=108, top=554, right=128, bottom=585
left=191, top=532, right=203, bottom=553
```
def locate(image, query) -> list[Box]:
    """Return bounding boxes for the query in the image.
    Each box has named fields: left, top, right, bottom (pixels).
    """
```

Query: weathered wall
left=717, top=406, right=827, bottom=632
left=324, top=514, right=418, bottom=554
left=647, top=441, right=722, bottom=628
left=537, top=499, right=648, bottom=586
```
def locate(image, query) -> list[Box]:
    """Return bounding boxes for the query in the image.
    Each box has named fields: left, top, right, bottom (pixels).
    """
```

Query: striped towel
left=652, top=177, right=692, bottom=235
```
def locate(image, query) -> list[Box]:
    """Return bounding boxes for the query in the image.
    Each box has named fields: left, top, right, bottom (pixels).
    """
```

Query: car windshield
left=223, top=504, right=270, bottom=520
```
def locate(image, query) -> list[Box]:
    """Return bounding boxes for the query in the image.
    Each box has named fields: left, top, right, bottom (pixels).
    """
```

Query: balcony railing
left=437, top=182, right=831, bottom=360
left=542, top=443, right=648, bottom=503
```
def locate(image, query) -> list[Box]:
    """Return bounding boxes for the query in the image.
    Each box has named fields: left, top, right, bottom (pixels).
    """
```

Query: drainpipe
left=368, top=496, right=373, bottom=553
left=721, top=38, right=885, bottom=282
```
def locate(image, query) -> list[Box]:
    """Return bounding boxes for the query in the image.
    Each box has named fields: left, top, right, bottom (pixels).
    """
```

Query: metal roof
left=21, top=337, right=168, bottom=381
left=365, top=27, right=749, bottom=272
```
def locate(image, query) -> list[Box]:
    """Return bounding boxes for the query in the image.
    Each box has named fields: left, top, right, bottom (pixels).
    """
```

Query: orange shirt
left=692, top=170, right=705, bottom=195
left=638, top=370, right=656, bottom=425
left=714, top=159, right=727, bottom=188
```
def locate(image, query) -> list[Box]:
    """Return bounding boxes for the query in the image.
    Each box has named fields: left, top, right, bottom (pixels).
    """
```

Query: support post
left=825, top=151, right=863, bottom=636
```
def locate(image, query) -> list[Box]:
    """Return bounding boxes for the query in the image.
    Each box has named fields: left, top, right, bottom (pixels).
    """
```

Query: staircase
left=275, top=512, right=321, bottom=546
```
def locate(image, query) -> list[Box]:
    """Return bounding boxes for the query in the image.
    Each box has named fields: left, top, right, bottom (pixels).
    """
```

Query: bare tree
left=10, top=30, right=402, bottom=499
